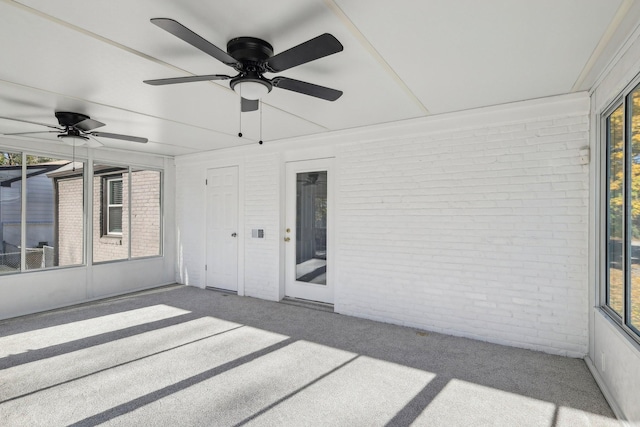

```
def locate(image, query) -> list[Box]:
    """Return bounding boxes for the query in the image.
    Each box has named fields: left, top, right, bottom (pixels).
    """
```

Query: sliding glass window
left=93, top=163, right=162, bottom=263
left=0, top=152, right=23, bottom=273
left=603, top=81, right=640, bottom=338
left=0, top=153, right=85, bottom=272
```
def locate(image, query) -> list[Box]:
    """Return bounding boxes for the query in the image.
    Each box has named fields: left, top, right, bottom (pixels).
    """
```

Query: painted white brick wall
left=174, top=94, right=590, bottom=357
left=244, top=153, right=280, bottom=300
left=175, top=153, right=281, bottom=297
left=175, top=164, right=206, bottom=286
left=336, top=113, right=589, bottom=356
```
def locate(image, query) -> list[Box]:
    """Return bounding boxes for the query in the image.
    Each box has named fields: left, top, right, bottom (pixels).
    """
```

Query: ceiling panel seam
left=3, top=0, right=329, bottom=133
left=571, top=0, right=634, bottom=92
left=323, top=0, right=430, bottom=115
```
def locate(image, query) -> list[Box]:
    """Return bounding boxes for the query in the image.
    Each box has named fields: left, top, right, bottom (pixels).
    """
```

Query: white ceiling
left=0, top=0, right=637, bottom=156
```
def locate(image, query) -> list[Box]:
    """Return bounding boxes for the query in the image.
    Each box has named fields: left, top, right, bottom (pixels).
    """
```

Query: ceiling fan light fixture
left=231, top=78, right=271, bottom=100
left=58, top=133, right=89, bottom=146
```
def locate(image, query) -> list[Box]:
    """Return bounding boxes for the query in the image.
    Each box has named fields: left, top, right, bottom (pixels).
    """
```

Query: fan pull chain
left=72, top=140, right=76, bottom=171
left=259, top=99, right=263, bottom=145
left=238, top=86, right=243, bottom=138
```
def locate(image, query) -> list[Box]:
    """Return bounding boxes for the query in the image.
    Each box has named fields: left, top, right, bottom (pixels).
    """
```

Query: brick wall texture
left=131, top=170, right=161, bottom=258
left=87, top=170, right=160, bottom=263
left=57, top=178, right=83, bottom=266
left=176, top=98, right=590, bottom=356
left=336, top=115, right=589, bottom=356
left=243, top=154, right=280, bottom=300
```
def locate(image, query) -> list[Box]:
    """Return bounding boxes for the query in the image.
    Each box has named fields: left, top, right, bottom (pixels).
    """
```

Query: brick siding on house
left=91, top=171, right=161, bottom=262
left=131, top=170, right=161, bottom=258
left=57, top=178, right=83, bottom=266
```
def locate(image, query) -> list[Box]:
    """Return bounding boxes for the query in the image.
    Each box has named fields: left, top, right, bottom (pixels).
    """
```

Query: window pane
left=296, top=171, right=327, bottom=284
left=131, top=169, right=161, bottom=258
left=27, top=156, right=84, bottom=270
left=0, top=152, right=22, bottom=273
left=108, top=206, right=123, bottom=233
left=93, top=164, right=128, bottom=262
left=607, top=104, right=625, bottom=317
left=631, top=88, right=640, bottom=329
left=109, top=179, right=122, bottom=205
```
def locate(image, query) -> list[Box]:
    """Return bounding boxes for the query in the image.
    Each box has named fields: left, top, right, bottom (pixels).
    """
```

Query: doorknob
left=231, top=232, right=237, bottom=237
left=284, top=237, right=290, bottom=242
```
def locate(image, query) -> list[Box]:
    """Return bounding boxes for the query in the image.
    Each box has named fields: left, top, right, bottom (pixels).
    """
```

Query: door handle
left=284, top=237, right=290, bottom=242
left=231, top=232, right=237, bottom=237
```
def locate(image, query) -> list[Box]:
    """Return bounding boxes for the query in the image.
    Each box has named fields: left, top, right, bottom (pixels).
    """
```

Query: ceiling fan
left=0, top=112, right=148, bottom=147
left=144, top=18, right=344, bottom=112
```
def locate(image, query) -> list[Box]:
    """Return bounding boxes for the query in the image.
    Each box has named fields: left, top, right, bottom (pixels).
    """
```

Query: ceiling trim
left=571, top=0, right=634, bottom=92
left=323, top=0, right=430, bottom=115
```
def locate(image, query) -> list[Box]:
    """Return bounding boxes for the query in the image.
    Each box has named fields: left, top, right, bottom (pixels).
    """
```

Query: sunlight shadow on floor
left=0, top=304, right=190, bottom=358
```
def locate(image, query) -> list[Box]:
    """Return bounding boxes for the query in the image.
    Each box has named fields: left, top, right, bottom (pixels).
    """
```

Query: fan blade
left=75, top=118, right=105, bottom=131
left=151, top=18, right=238, bottom=66
left=241, top=98, right=259, bottom=112
left=271, top=77, right=342, bottom=101
left=265, top=33, right=343, bottom=73
left=3, top=131, right=59, bottom=136
left=0, top=116, right=61, bottom=130
left=90, top=132, right=148, bottom=143
left=144, top=74, right=232, bottom=86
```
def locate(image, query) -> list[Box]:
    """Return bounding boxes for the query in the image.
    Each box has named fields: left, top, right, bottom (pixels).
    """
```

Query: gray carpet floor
left=0, top=285, right=620, bottom=426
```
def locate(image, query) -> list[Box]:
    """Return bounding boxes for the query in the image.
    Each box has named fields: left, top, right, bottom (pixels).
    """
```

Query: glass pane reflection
left=630, top=89, right=640, bottom=330
left=607, top=104, right=625, bottom=318
left=296, top=171, right=327, bottom=285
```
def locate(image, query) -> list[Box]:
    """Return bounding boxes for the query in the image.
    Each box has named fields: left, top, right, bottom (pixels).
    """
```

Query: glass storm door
left=285, top=159, right=333, bottom=304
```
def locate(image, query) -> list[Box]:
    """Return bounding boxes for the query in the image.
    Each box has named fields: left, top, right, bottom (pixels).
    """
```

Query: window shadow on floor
left=0, top=286, right=619, bottom=426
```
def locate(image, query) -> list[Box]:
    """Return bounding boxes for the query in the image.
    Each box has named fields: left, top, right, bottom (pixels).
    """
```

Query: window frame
left=0, top=149, right=87, bottom=273
left=104, top=175, right=123, bottom=236
left=93, top=163, right=164, bottom=264
left=601, top=75, right=640, bottom=344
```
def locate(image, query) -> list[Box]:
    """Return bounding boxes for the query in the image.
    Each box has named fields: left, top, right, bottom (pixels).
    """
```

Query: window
left=30, top=156, right=85, bottom=269
left=0, top=151, right=23, bottom=273
left=93, top=163, right=162, bottom=263
left=603, top=80, right=640, bottom=340
left=0, top=152, right=85, bottom=273
left=106, top=177, right=123, bottom=235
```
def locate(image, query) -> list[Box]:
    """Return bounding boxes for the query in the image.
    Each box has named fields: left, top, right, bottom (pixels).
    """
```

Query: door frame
left=283, top=157, right=335, bottom=304
left=204, top=164, right=244, bottom=296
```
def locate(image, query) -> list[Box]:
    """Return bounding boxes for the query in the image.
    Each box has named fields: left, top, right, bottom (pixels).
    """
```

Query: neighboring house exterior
left=51, top=165, right=161, bottom=264
left=0, top=162, right=160, bottom=271
left=0, top=162, right=68, bottom=270
left=91, top=166, right=161, bottom=261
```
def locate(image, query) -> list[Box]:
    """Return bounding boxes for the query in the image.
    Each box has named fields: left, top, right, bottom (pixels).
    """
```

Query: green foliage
left=0, top=153, right=56, bottom=166
left=608, top=90, right=640, bottom=240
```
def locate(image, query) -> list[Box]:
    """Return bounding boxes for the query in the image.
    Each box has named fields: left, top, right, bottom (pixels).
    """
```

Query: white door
left=206, top=166, right=239, bottom=292
left=285, top=159, right=334, bottom=304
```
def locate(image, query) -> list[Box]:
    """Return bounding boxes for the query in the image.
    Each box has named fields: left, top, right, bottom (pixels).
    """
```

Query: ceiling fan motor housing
left=227, top=37, right=273, bottom=64
left=55, top=111, right=89, bottom=127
